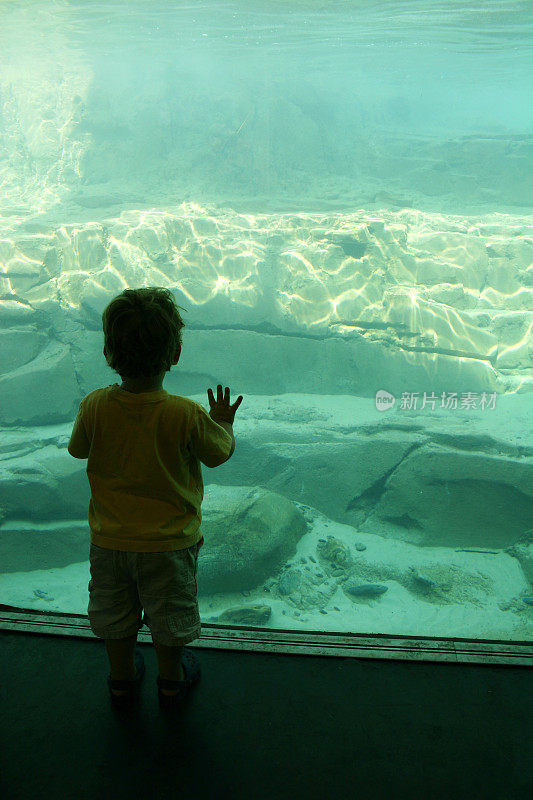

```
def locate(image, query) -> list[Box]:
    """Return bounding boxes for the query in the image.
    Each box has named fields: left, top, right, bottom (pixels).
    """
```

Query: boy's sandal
left=108, top=648, right=146, bottom=707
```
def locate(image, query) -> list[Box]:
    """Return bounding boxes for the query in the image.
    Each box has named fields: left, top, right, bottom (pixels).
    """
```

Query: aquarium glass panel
left=1, top=0, right=532, bottom=642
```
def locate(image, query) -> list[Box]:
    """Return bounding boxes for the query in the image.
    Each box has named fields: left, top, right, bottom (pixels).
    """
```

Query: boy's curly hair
left=102, top=287, right=187, bottom=379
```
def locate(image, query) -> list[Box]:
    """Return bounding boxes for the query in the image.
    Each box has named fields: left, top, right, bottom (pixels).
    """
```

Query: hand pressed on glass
left=207, top=384, right=243, bottom=424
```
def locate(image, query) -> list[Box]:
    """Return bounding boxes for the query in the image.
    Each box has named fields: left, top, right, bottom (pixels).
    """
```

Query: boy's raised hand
left=207, top=384, right=243, bottom=424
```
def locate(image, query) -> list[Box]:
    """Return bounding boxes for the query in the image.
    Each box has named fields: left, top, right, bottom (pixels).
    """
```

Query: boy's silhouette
left=68, top=287, right=243, bottom=707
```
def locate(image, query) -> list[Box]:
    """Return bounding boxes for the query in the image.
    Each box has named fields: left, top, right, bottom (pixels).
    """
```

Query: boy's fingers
left=208, top=387, right=242, bottom=414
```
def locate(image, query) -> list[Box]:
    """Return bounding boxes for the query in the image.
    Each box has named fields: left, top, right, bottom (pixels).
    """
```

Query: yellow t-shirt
left=68, top=384, right=233, bottom=552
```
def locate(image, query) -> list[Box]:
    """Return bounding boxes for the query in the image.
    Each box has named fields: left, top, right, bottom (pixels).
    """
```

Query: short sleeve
left=188, top=401, right=233, bottom=468
left=68, top=399, right=91, bottom=458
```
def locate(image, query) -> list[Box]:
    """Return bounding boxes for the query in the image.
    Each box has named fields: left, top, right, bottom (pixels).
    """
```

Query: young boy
left=67, top=287, right=243, bottom=708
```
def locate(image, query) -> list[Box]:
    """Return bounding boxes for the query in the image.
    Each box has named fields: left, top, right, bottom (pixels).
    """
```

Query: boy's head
left=102, top=287, right=186, bottom=379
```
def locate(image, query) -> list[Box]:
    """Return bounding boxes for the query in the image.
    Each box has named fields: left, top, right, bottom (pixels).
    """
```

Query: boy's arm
left=214, top=419, right=235, bottom=458
left=68, top=404, right=90, bottom=458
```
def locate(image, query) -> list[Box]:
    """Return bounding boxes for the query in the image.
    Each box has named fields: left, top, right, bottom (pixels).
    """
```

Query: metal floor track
left=1, top=606, right=531, bottom=667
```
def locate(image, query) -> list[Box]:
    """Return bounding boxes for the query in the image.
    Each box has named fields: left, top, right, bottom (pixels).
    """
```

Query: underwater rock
left=355, top=543, right=367, bottom=551
left=375, top=453, right=533, bottom=550
left=316, top=536, right=353, bottom=569
left=278, top=568, right=302, bottom=596
left=276, top=564, right=341, bottom=611
left=345, top=583, right=388, bottom=598
left=505, top=542, right=533, bottom=587
left=499, top=596, right=533, bottom=613
left=409, top=567, right=437, bottom=591
left=324, top=234, right=368, bottom=259
left=216, top=605, right=272, bottom=625
left=198, top=485, right=308, bottom=594
left=33, top=589, right=53, bottom=601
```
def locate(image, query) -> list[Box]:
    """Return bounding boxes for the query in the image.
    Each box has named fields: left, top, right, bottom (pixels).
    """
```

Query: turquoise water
left=0, top=0, right=532, bottom=642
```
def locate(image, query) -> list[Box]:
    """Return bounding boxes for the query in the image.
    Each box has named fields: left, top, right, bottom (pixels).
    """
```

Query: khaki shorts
left=87, top=537, right=203, bottom=646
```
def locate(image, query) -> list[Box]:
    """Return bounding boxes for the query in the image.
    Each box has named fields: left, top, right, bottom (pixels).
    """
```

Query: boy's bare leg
left=105, top=634, right=137, bottom=696
left=153, top=640, right=185, bottom=694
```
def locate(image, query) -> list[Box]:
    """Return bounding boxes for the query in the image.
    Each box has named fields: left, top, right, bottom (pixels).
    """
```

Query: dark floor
left=0, top=631, right=531, bottom=800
